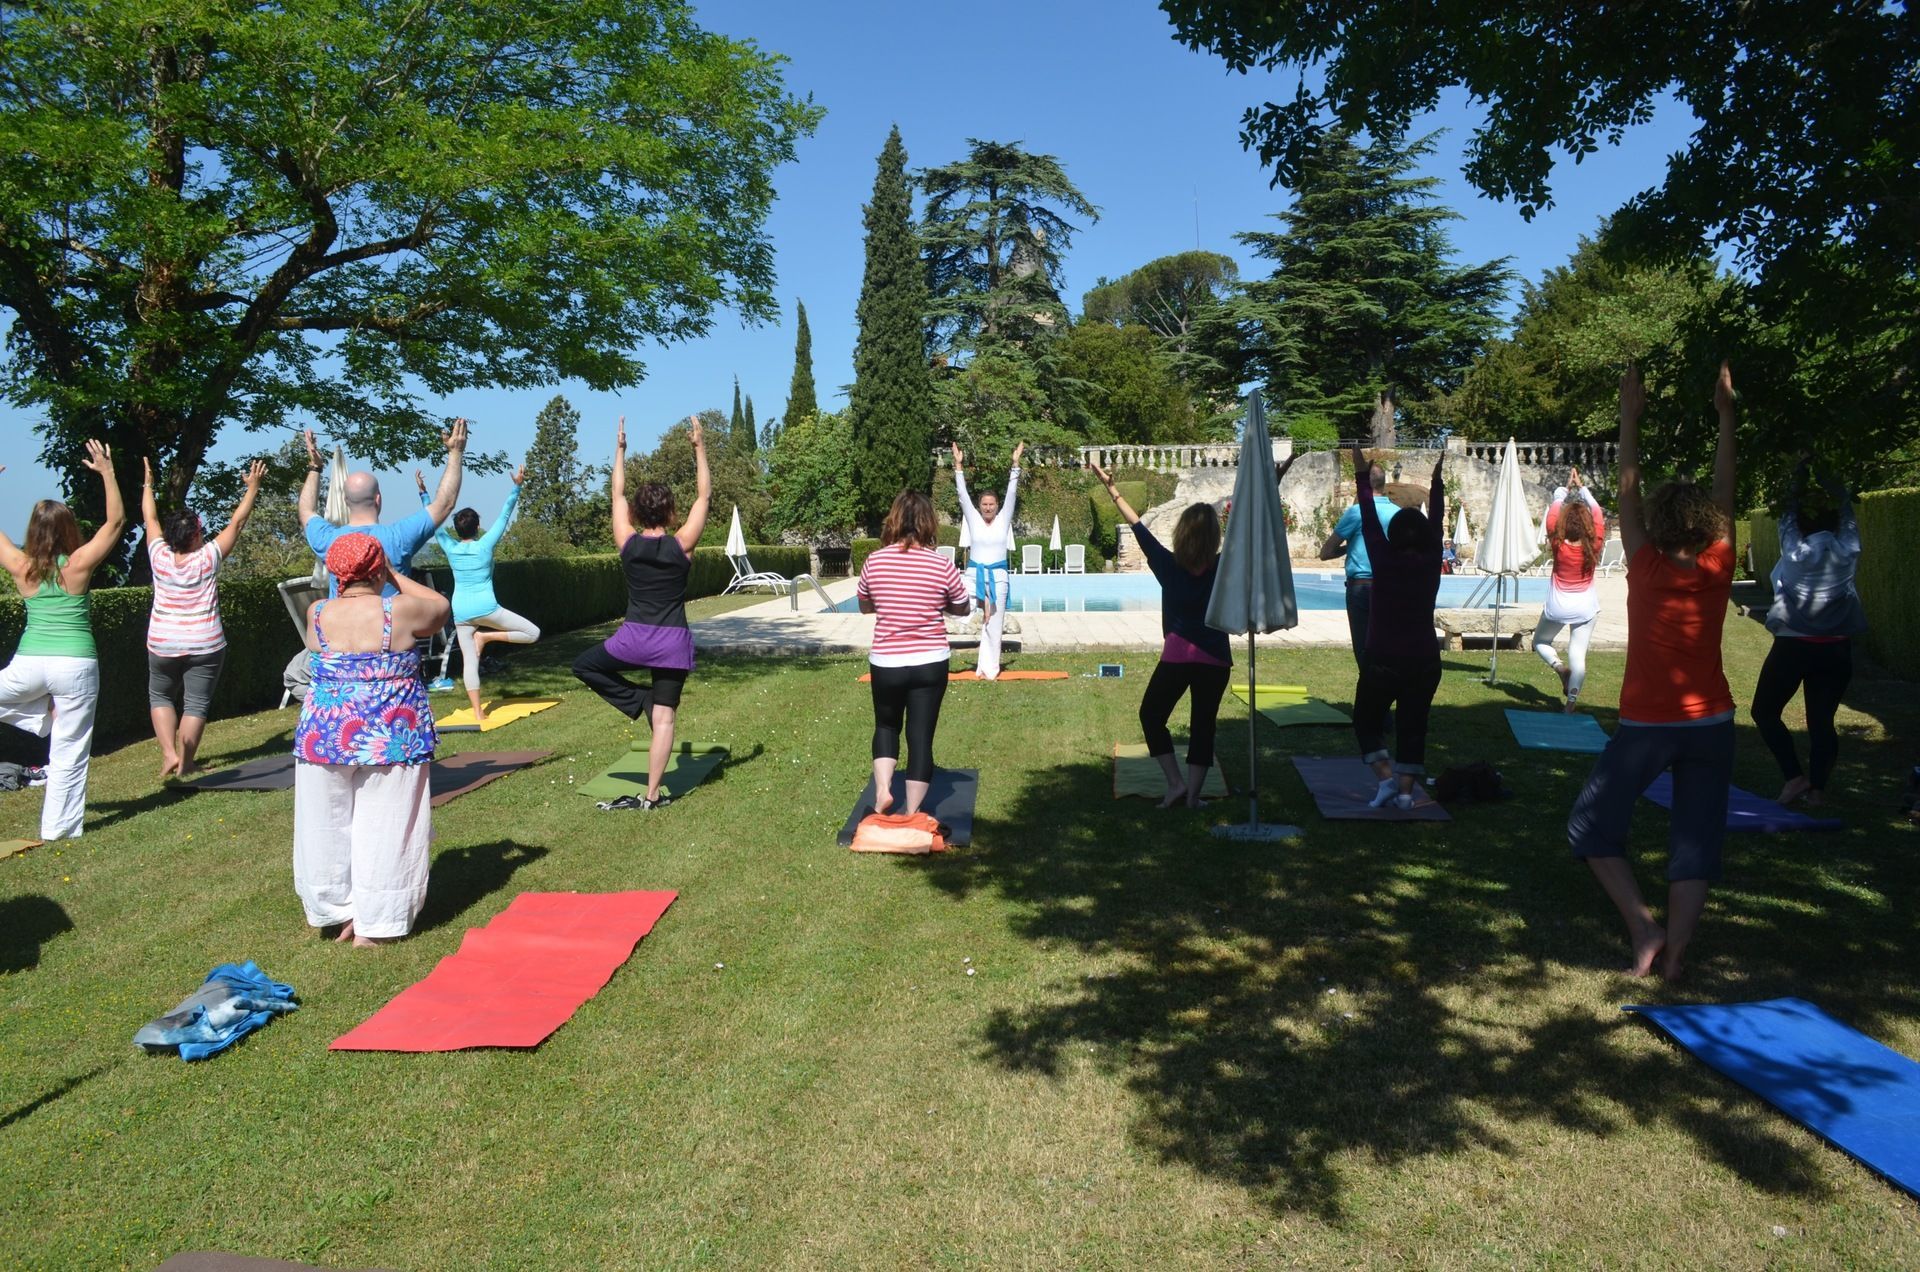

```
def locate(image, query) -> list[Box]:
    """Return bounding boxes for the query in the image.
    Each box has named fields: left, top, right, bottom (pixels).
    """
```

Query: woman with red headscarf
left=293, top=532, right=450, bottom=946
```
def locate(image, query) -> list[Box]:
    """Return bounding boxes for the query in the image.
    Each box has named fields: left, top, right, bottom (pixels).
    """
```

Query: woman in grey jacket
left=1750, top=462, right=1866, bottom=806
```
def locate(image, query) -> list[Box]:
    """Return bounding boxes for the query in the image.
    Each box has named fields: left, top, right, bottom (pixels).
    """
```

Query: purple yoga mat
left=1641, top=773, right=1843, bottom=832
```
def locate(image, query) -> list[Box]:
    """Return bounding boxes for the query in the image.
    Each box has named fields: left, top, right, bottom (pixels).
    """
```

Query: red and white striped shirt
left=147, top=541, right=227, bottom=657
left=858, top=545, right=967, bottom=667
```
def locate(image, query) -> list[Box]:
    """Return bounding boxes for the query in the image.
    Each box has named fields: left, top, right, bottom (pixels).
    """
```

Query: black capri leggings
left=1750, top=636, right=1853, bottom=791
left=1353, top=652, right=1444, bottom=775
left=1139, top=660, right=1232, bottom=769
left=870, top=659, right=949, bottom=782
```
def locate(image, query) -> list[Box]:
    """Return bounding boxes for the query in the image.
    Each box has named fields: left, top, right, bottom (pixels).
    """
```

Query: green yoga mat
left=579, top=741, right=728, bottom=803
left=1112, top=743, right=1229, bottom=799
left=1231, top=685, right=1351, bottom=727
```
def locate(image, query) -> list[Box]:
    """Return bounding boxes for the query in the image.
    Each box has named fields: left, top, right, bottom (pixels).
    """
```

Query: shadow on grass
left=0, top=894, right=73, bottom=972
left=920, top=688, right=1920, bottom=1219
left=415, top=839, right=549, bottom=934
left=0, top=1063, right=112, bottom=1131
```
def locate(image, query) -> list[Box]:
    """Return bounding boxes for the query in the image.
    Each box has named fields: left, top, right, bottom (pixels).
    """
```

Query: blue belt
left=972, top=558, right=1010, bottom=604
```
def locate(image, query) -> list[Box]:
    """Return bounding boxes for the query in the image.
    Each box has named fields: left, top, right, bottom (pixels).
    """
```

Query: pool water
left=830, top=571, right=1548, bottom=613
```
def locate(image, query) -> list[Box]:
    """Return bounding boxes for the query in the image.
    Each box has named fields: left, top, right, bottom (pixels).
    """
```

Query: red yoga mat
left=330, top=890, right=676, bottom=1052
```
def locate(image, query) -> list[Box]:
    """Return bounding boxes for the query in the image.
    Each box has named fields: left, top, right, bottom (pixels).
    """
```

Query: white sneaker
left=1394, top=792, right=1414, bottom=811
left=1369, top=777, right=1398, bottom=808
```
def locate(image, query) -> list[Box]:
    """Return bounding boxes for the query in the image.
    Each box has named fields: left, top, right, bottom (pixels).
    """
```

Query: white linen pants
left=293, top=761, right=432, bottom=938
left=1534, top=584, right=1600, bottom=698
left=0, top=655, right=99, bottom=840
left=455, top=607, right=541, bottom=691
left=976, top=574, right=1010, bottom=680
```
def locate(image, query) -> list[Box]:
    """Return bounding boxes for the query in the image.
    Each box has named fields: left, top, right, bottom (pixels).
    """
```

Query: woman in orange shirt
left=1566, top=362, right=1738, bottom=981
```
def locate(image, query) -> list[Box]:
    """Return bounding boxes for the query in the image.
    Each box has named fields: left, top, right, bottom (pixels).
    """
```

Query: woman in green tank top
left=0, top=442, right=127, bottom=840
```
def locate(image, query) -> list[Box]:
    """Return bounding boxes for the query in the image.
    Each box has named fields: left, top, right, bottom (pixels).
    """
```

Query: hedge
left=1748, top=487, right=1920, bottom=677
left=0, top=544, right=812, bottom=753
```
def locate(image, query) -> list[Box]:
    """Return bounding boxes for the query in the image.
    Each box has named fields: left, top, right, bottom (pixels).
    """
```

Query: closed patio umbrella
left=725, top=505, right=748, bottom=559
left=1204, top=392, right=1301, bottom=842
left=1479, top=437, right=1538, bottom=683
left=1048, top=515, right=1062, bottom=570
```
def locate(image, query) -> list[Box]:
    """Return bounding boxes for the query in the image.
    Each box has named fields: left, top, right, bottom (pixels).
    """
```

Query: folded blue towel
left=134, top=962, right=298, bottom=1061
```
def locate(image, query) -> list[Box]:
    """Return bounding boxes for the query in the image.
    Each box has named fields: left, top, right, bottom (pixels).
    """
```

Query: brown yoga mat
left=181, top=752, right=550, bottom=807
left=1, top=838, right=43, bottom=860
left=1290, top=756, right=1451, bottom=822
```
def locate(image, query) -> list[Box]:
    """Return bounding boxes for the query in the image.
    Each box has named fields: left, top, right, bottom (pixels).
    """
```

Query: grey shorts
left=147, top=649, right=228, bottom=718
left=1567, top=719, right=1735, bottom=882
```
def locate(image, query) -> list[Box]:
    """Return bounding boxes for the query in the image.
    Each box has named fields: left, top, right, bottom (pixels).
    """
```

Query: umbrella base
left=1210, top=821, right=1302, bottom=842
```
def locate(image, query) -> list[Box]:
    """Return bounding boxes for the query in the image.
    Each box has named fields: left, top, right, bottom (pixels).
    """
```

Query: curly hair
left=1172, top=503, right=1220, bottom=573
left=1643, top=481, right=1728, bottom=555
left=629, top=482, right=675, bottom=531
left=881, top=490, right=937, bottom=549
left=452, top=507, right=481, bottom=540
left=1552, top=499, right=1601, bottom=573
left=24, top=500, right=81, bottom=589
left=161, top=508, right=203, bottom=553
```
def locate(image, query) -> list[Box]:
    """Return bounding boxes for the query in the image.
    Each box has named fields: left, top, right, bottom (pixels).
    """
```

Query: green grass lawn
left=3, top=616, right=1917, bottom=1268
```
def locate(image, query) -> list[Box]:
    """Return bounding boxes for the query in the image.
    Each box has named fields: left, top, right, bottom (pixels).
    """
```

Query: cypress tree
left=848, top=126, right=934, bottom=521
left=742, top=395, right=757, bottom=458
left=785, top=299, right=818, bottom=424
left=730, top=376, right=745, bottom=440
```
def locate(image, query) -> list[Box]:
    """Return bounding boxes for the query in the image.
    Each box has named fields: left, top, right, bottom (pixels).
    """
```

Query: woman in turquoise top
left=417, top=464, right=541, bottom=725
left=0, top=442, right=127, bottom=840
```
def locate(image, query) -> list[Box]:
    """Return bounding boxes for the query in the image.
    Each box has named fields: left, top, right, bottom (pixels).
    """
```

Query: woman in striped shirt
left=141, top=457, right=267, bottom=778
left=857, top=490, right=971, bottom=816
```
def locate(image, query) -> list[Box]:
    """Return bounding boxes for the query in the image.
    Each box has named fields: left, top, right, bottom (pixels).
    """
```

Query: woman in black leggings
left=1092, top=459, right=1289, bottom=808
left=1751, top=461, right=1866, bottom=806
left=856, top=491, right=972, bottom=816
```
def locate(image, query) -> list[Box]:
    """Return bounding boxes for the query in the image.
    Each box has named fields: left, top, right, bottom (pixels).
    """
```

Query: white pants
left=1533, top=614, right=1596, bottom=698
left=455, top=607, right=541, bottom=692
left=293, top=761, right=432, bottom=938
left=0, top=655, right=99, bottom=840
left=976, top=574, right=1010, bottom=680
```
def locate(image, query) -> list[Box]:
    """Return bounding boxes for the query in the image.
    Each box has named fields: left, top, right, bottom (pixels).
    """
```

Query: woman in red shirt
left=857, top=491, right=972, bottom=817
left=1567, top=362, right=1738, bottom=980
left=1531, top=468, right=1606, bottom=711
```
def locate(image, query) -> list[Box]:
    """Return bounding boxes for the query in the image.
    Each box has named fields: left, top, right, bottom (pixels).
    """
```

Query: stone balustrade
left=934, top=436, right=1611, bottom=477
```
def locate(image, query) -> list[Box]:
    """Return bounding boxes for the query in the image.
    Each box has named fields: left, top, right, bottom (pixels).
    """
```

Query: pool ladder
left=788, top=573, right=835, bottom=612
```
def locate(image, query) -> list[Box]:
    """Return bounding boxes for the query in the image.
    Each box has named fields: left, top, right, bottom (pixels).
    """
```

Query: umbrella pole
left=1246, top=628, right=1258, bottom=830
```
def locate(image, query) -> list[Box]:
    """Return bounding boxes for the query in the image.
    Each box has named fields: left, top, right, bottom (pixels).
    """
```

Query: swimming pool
left=829, top=571, right=1548, bottom=613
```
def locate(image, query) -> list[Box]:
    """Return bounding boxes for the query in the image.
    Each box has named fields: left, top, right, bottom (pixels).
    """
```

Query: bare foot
left=177, top=759, right=206, bottom=778
left=1185, top=795, right=1210, bottom=810
left=472, top=711, right=488, bottom=727
left=1660, top=952, right=1687, bottom=982
left=1626, top=924, right=1666, bottom=978
left=1157, top=786, right=1188, bottom=809
left=1555, top=664, right=1571, bottom=696
left=353, top=934, right=397, bottom=948
left=1777, top=776, right=1811, bottom=806
left=159, top=754, right=181, bottom=780
left=873, top=788, right=894, bottom=816
left=1563, top=698, right=1580, bottom=714
left=1805, top=788, right=1825, bottom=807
left=331, top=920, right=356, bottom=943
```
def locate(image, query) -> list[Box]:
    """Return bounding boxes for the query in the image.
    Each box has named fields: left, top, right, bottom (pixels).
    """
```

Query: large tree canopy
left=0, top=0, right=820, bottom=519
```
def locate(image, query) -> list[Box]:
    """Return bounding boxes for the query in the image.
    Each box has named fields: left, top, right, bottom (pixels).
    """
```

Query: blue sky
left=0, top=0, right=1696, bottom=527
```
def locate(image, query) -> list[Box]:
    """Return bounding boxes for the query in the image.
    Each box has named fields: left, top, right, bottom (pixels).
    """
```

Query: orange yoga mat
left=331, top=891, right=676, bottom=1052
left=857, top=669, right=1068, bottom=683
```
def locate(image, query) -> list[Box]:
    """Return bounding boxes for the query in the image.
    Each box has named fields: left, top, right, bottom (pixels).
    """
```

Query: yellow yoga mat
left=1231, top=683, right=1310, bottom=698
left=1230, top=684, right=1351, bottom=727
left=1112, top=742, right=1230, bottom=799
left=435, top=698, right=561, bottom=733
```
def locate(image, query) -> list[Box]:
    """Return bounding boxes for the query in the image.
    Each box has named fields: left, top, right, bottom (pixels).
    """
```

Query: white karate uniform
left=0, top=655, right=99, bottom=840
left=293, top=761, right=432, bottom=938
left=956, top=464, right=1020, bottom=681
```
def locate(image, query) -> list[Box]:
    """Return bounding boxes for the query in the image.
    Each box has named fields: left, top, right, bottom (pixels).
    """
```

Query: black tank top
left=622, top=534, right=691, bottom=627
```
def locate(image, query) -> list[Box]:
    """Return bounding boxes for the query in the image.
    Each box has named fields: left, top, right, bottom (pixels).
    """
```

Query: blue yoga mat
left=1642, top=773, right=1844, bottom=832
left=1505, top=709, right=1609, bottom=753
left=1626, top=998, right=1920, bottom=1198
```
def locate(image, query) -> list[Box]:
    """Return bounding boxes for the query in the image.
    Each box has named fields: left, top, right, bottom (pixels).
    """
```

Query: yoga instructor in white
left=951, top=440, right=1023, bottom=680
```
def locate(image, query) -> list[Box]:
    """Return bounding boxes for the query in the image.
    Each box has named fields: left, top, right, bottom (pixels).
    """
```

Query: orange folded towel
left=848, top=811, right=947, bottom=854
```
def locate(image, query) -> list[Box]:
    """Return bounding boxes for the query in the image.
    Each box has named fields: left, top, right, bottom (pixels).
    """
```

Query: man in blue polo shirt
left=297, top=420, right=468, bottom=597
left=1319, top=459, right=1399, bottom=667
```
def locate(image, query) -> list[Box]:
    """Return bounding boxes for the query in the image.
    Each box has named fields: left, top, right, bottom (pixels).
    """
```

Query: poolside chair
left=1063, top=544, right=1086, bottom=574
left=275, top=575, right=326, bottom=708
left=1020, top=544, right=1043, bottom=574
left=1597, top=536, right=1626, bottom=576
left=936, top=545, right=957, bottom=565
left=721, top=549, right=795, bottom=596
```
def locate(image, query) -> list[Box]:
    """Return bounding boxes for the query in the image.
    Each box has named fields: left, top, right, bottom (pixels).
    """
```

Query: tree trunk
left=1371, top=390, right=1397, bottom=449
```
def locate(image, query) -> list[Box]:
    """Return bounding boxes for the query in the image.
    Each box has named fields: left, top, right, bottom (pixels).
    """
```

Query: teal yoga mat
left=1505, top=708, right=1610, bottom=753
left=579, top=742, right=728, bottom=803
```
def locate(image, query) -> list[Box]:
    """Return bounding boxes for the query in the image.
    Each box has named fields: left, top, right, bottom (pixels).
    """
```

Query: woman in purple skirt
left=572, top=413, right=711, bottom=810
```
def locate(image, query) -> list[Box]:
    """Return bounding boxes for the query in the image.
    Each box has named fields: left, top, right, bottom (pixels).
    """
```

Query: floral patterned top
left=294, top=596, right=436, bottom=766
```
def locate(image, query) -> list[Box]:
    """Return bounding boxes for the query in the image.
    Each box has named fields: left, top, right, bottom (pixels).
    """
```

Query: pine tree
left=1232, top=130, right=1511, bottom=440
left=848, top=126, right=935, bottom=521
left=785, top=299, right=818, bottom=424
left=520, top=394, right=598, bottom=547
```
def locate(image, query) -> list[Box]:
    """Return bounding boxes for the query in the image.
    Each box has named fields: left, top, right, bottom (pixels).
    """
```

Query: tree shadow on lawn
left=920, top=698, right=1919, bottom=1219
left=415, top=839, right=550, bottom=935
left=0, top=893, right=73, bottom=973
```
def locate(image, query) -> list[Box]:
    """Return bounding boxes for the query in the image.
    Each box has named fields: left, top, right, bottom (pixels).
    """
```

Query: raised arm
left=1710, top=362, right=1737, bottom=543
left=212, top=459, right=268, bottom=558
left=1616, top=364, right=1648, bottom=559
left=1428, top=452, right=1445, bottom=527
left=423, top=418, right=469, bottom=526
left=478, top=472, right=522, bottom=552
left=1088, top=460, right=1141, bottom=526
left=952, top=443, right=984, bottom=537
left=610, top=416, right=633, bottom=545
left=1820, top=464, right=1861, bottom=554
left=674, top=415, right=711, bottom=554
left=1000, top=441, right=1025, bottom=527
left=63, top=440, right=126, bottom=585
left=140, top=459, right=164, bottom=546
left=298, top=430, right=323, bottom=526
left=1351, top=445, right=1388, bottom=556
